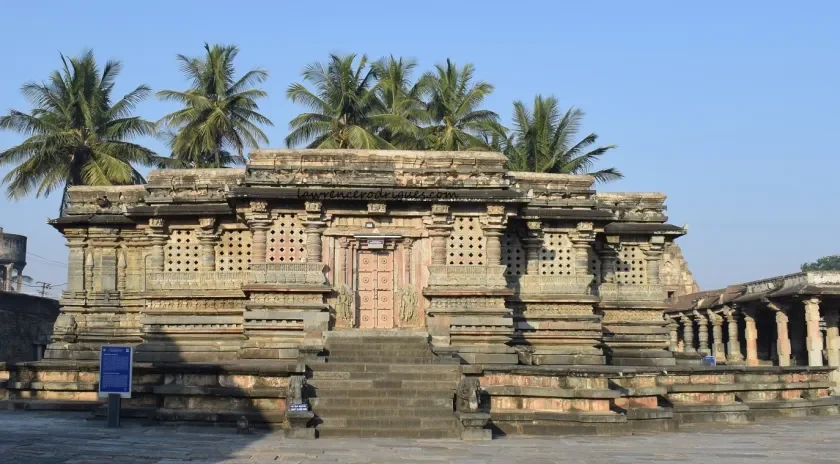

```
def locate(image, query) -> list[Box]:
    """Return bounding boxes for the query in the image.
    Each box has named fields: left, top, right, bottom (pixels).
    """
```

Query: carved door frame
left=348, top=235, right=414, bottom=329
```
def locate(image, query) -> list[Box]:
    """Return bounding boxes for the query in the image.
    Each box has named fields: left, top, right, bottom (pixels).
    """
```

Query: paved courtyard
left=0, top=411, right=839, bottom=464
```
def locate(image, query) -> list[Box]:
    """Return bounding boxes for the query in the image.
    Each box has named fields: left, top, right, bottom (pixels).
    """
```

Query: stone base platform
left=1, top=360, right=838, bottom=439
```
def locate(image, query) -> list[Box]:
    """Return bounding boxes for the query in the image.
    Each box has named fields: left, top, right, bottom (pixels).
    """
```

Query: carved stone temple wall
left=45, top=149, right=693, bottom=366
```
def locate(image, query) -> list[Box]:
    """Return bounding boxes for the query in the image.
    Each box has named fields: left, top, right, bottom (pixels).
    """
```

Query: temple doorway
left=357, top=249, right=395, bottom=328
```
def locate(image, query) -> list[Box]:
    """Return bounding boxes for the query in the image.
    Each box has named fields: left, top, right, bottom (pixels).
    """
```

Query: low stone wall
left=473, top=365, right=839, bottom=436
left=0, top=360, right=313, bottom=437
left=0, top=292, right=59, bottom=362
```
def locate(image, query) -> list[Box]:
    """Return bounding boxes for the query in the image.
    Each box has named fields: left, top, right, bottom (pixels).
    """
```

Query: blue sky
left=1, top=0, right=838, bottom=296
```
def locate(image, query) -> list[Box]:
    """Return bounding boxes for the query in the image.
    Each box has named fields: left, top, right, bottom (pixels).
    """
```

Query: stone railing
left=597, top=283, right=666, bottom=303
left=248, top=263, right=327, bottom=286
left=427, top=265, right=507, bottom=288
left=518, top=275, right=594, bottom=295
left=145, top=271, right=249, bottom=290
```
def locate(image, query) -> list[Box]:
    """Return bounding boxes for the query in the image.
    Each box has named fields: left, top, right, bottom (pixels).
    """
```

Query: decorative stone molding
left=148, top=218, right=165, bottom=228
left=304, top=202, right=322, bottom=213
left=198, top=217, right=216, bottom=231
left=431, top=204, right=450, bottom=215
left=427, top=265, right=507, bottom=288
left=250, top=200, right=268, bottom=213
left=598, top=283, right=666, bottom=303
left=519, top=275, right=593, bottom=295
left=146, top=271, right=248, bottom=290
left=486, top=204, right=505, bottom=216
left=249, top=263, right=327, bottom=285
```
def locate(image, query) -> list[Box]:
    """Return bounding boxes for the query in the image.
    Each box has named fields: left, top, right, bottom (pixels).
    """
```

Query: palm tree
left=370, top=56, right=425, bottom=149
left=0, top=50, right=158, bottom=214
left=157, top=43, right=272, bottom=168
left=286, top=53, right=392, bottom=149
left=503, top=95, right=622, bottom=182
left=420, top=59, right=499, bottom=150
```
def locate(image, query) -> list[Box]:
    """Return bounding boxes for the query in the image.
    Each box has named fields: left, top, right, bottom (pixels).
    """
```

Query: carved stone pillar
left=572, top=222, right=594, bottom=277
left=668, top=317, right=679, bottom=352
left=147, top=218, right=167, bottom=273
left=771, top=304, right=791, bottom=367
left=643, top=237, right=664, bottom=285
left=303, top=201, right=325, bottom=263
left=709, top=311, right=726, bottom=362
left=84, top=250, right=94, bottom=291
left=804, top=297, right=824, bottom=367
left=248, top=200, right=270, bottom=265
left=599, top=239, right=619, bottom=283
left=117, top=250, right=127, bottom=293
left=523, top=221, right=543, bottom=275
left=197, top=217, right=218, bottom=272
left=483, top=205, right=506, bottom=267
left=694, top=311, right=709, bottom=354
left=429, top=204, right=452, bottom=266
left=723, top=306, right=744, bottom=363
left=681, top=315, right=695, bottom=353
left=743, top=307, right=759, bottom=366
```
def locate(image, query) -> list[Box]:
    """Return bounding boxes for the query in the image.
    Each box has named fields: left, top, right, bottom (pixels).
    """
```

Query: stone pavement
left=1, top=411, right=839, bottom=464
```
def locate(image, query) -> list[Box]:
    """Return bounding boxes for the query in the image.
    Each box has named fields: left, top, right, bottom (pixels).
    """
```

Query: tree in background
left=286, top=54, right=392, bottom=149
left=500, top=95, right=621, bottom=183
left=157, top=43, right=273, bottom=168
left=801, top=255, right=840, bottom=272
left=0, top=50, right=159, bottom=214
left=370, top=55, right=426, bottom=149
left=420, top=59, right=499, bottom=151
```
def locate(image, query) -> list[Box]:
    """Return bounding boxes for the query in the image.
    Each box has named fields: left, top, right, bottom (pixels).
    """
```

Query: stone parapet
left=427, top=265, right=508, bottom=289
left=248, top=263, right=327, bottom=286
left=145, top=271, right=249, bottom=291
left=598, top=283, right=667, bottom=305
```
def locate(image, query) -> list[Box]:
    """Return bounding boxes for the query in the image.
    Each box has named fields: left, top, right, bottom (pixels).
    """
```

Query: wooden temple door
left=357, top=250, right=394, bottom=329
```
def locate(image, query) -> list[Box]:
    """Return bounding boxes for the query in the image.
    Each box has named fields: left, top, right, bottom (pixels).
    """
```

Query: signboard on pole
left=98, top=345, right=133, bottom=399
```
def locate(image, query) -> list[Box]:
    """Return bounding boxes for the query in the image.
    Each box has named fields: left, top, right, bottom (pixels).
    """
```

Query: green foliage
left=286, top=54, right=392, bottom=149
left=497, top=95, right=621, bottom=182
left=0, top=50, right=159, bottom=213
left=801, top=255, right=840, bottom=272
left=420, top=59, right=499, bottom=150
left=157, top=43, right=273, bottom=168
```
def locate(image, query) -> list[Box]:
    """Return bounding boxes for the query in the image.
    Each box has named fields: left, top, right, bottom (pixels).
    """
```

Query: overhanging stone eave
left=603, top=222, right=687, bottom=236
left=520, top=208, right=614, bottom=220
left=126, top=204, right=235, bottom=217
left=229, top=186, right=525, bottom=203
left=240, top=284, right=333, bottom=293
left=48, top=214, right=136, bottom=230
left=508, top=294, right=599, bottom=303
left=423, top=287, right=514, bottom=297
left=140, top=290, right=246, bottom=298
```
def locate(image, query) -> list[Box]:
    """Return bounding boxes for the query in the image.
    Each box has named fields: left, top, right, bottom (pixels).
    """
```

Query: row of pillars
left=668, top=298, right=840, bottom=369
left=2, top=263, right=25, bottom=292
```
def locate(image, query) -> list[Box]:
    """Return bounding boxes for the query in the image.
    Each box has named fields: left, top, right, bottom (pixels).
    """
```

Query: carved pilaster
left=249, top=220, right=271, bottom=265
left=429, top=204, right=452, bottom=267
left=88, top=227, right=120, bottom=292
left=64, top=229, right=88, bottom=294
left=668, top=317, right=679, bottom=352
left=572, top=222, right=594, bottom=276
left=523, top=221, right=543, bottom=275
left=643, top=242, right=664, bottom=285
left=197, top=217, right=218, bottom=272
left=599, top=237, right=620, bottom=283
left=146, top=218, right=167, bottom=273
left=766, top=300, right=791, bottom=367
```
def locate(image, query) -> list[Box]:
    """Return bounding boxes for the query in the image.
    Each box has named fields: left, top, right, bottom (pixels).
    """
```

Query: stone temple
left=1, top=149, right=837, bottom=439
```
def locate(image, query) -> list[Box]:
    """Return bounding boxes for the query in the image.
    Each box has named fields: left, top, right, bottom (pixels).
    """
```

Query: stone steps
left=309, top=379, right=457, bottom=391
left=312, top=331, right=460, bottom=439
left=0, top=399, right=102, bottom=411
left=310, top=397, right=452, bottom=409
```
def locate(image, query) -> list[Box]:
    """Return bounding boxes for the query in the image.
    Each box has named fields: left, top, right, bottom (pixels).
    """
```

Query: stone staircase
left=309, top=331, right=461, bottom=438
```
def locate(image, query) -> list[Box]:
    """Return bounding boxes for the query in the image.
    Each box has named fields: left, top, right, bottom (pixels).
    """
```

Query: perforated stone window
left=268, top=214, right=306, bottom=263
left=539, top=232, right=574, bottom=276
left=215, top=230, right=253, bottom=271
left=166, top=229, right=199, bottom=272
left=589, top=249, right=602, bottom=283
left=616, top=246, right=646, bottom=284
left=501, top=230, right=524, bottom=277
left=447, top=216, right=485, bottom=265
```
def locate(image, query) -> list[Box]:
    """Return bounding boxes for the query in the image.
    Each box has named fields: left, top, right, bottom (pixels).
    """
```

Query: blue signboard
left=702, top=355, right=716, bottom=366
left=99, top=345, right=133, bottom=398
